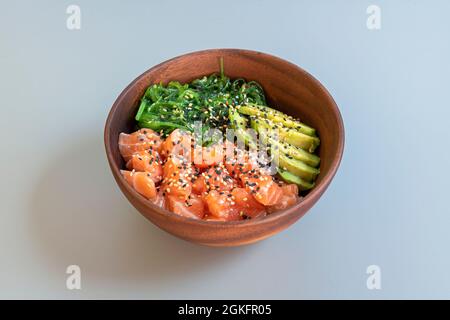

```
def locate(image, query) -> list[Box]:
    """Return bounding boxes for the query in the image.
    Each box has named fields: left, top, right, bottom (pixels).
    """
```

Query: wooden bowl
left=104, top=49, right=344, bottom=246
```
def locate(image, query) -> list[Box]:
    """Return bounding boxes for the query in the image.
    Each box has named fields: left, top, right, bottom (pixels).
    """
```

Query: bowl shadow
left=27, top=130, right=251, bottom=288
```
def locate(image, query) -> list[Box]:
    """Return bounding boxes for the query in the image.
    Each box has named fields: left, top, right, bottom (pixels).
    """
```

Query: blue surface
left=1, top=0, right=449, bottom=298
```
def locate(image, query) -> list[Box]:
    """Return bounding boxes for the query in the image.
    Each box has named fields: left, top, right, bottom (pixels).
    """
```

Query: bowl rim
left=104, top=48, right=345, bottom=227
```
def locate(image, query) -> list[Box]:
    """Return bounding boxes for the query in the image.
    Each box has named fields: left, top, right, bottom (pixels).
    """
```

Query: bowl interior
left=106, top=49, right=344, bottom=223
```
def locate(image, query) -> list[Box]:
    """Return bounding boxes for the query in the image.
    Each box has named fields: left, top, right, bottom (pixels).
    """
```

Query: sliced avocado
left=228, top=108, right=257, bottom=149
left=278, top=154, right=319, bottom=182
left=230, top=107, right=320, bottom=186
left=237, top=104, right=317, bottom=137
left=278, top=169, right=315, bottom=191
left=251, top=118, right=320, bottom=153
left=251, top=119, right=320, bottom=167
left=282, top=128, right=320, bottom=153
left=276, top=139, right=320, bottom=168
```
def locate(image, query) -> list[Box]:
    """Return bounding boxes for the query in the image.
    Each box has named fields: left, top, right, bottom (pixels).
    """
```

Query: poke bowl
left=104, top=49, right=344, bottom=246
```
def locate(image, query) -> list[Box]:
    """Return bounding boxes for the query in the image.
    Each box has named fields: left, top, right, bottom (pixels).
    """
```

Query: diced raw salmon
left=161, top=155, right=195, bottom=199
left=267, top=184, right=300, bottom=212
left=204, top=190, right=242, bottom=221
left=118, top=127, right=302, bottom=221
left=160, top=129, right=192, bottom=160
left=152, top=191, right=166, bottom=208
left=121, top=170, right=157, bottom=201
left=192, top=143, right=224, bottom=169
left=118, top=129, right=162, bottom=161
left=240, top=173, right=283, bottom=206
left=125, top=149, right=163, bottom=183
left=191, top=165, right=237, bottom=194
left=166, top=194, right=205, bottom=220
left=224, top=146, right=259, bottom=179
left=231, top=188, right=266, bottom=219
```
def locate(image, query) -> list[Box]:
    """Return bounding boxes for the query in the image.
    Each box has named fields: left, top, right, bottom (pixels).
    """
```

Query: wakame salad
left=118, top=61, right=321, bottom=221
left=135, top=61, right=266, bottom=135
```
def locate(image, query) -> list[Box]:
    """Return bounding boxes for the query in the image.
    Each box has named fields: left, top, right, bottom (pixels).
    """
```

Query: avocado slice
left=282, top=128, right=320, bottom=153
left=237, top=104, right=317, bottom=137
left=274, top=139, right=320, bottom=168
left=278, top=169, right=315, bottom=191
left=251, top=117, right=320, bottom=153
left=251, top=119, right=320, bottom=167
left=228, top=108, right=258, bottom=150
left=230, top=107, right=320, bottom=185
left=278, top=154, right=319, bottom=182
left=250, top=118, right=320, bottom=181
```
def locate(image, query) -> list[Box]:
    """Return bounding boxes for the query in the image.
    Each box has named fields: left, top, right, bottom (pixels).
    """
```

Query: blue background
left=1, top=0, right=449, bottom=298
